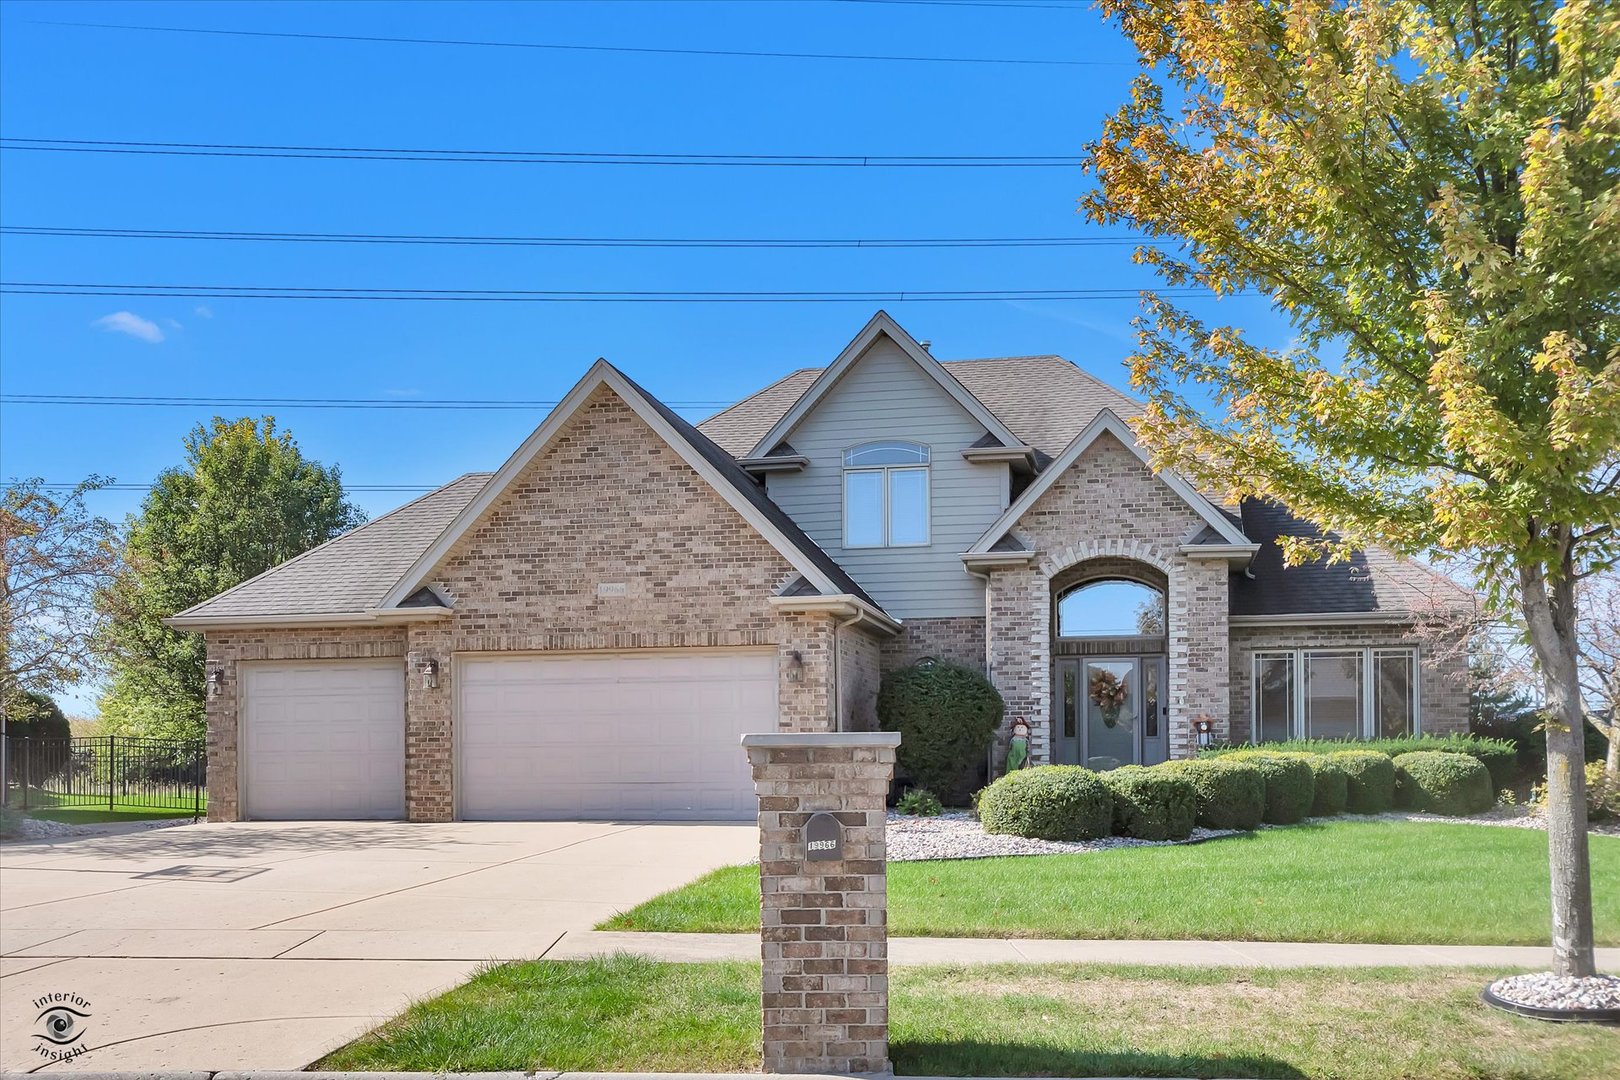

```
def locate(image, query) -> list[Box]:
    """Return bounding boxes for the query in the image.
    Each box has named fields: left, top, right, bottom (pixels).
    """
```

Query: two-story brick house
left=172, top=312, right=1473, bottom=822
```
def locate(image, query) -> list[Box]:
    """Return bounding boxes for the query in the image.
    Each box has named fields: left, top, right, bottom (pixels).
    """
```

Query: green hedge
left=1332, top=750, right=1397, bottom=813
left=1157, top=759, right=1265, bottom=830
left=1220, top=751, right=1316, bottom=824
left=1394, top=751, right=1495, bottom=816
left=877, top=661, right=1004, bottom=796
left=1098, top=765, right=1197, bottom=840
left=1303, top=754, right=1350, bottom=816
left=1204, top=735, right=1516, bottom=791
left=979, top=766, right=1113, bottom=841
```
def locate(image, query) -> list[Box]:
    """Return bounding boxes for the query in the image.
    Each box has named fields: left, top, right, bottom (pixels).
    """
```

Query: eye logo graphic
left=31, top=993, right=93, bottom=1061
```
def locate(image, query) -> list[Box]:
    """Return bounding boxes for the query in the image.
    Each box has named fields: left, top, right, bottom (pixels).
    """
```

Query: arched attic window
left=1056, top=578, right=1166, bottom=638
left=843, top=441, right=930, bottom=548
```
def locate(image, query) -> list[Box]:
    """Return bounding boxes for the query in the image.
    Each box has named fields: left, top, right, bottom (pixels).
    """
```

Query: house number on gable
left=805, top=812, right=842, bottom=861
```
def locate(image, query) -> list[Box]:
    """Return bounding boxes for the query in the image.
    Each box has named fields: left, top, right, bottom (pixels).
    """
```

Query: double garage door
left=240, top=650, right=775, bottom=820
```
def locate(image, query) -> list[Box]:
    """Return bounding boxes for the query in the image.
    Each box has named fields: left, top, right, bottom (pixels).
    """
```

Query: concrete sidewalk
left=548, top=930, right=1620, bottom=970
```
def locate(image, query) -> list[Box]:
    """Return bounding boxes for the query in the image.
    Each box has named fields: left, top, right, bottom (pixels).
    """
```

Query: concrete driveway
left=0, top=820, right=754, bottom=1072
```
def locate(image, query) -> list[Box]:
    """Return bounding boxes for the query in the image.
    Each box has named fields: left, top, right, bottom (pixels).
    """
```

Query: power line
left=1, top=281, right=1215, bottom=303
left=29, top=19, right=1127, bottom=67
left=1, top=225, right=1163, bottom=250
left=32, top=481, right=443, bottom=493
left=0, top=137, right=1080, bottom=168
left=2, top=394, right=730, bottom=411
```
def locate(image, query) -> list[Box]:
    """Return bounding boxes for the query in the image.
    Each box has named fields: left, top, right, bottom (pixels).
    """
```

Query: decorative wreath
left=1089, top=669, right=1130, bottom=728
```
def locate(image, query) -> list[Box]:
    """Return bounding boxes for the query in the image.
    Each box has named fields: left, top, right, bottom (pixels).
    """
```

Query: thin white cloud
left=93, top=311, right=165, bottom=344
left=193, top=305, right=214, bottom=319
left=164, top=318, right=184, bottom=331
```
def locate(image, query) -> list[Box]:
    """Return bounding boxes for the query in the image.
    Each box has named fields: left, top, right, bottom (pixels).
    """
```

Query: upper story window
left=843, top=441, right=930, bottom=548
left=1056, top=579, right=1167, bottom=638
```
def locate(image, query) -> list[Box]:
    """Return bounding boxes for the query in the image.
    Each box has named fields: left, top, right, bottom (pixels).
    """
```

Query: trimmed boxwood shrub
left=1156, top=759, right=1264, bottom=831
left=978, top=765, right=1113, bottom=841
left=1332, top=750, right=1397, bottom=813
left=1202, top=735, right=1517, bottom=791
left=1221, top=750, right=1315, bottom=824
left=1394, top=751, right=1494, bottom=815
left=878, top=661, right=1003, bottom=796
left=1302, top=754, right=1349, bottom=816
left=1098, top=765, right=1196, bottom=840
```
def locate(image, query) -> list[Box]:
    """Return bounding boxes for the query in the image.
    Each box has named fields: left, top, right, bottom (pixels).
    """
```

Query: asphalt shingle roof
left=1231, top=500, right=1474, bottom=616
left=697, top=355, right=1143, bottom=460
left=173, top=473, right=491, bottom=620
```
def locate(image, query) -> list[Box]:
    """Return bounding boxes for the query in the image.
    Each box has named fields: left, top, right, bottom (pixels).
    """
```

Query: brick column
left=742, top=731, right=899, bottom=1075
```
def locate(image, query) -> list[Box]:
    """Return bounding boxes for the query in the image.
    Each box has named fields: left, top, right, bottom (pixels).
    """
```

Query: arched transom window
left=843, top=441, right=930, bottom=548
left=1056, top=578, right=1166, bottom=638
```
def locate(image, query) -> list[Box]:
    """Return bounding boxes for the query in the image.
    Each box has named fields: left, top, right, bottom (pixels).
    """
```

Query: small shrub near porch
left=1393, top=751, right=1495, bottom=816
left=978, top=765, right=1113, bottom=841
left=1219, top=750, right=1315, bottom=824
left=1097, top=765, right=1196, bottom=840
left=877, top=660, right=1003, bottom=798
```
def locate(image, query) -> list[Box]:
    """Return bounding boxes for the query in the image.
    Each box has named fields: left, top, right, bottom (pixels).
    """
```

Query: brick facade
left=204, top=385, right=865, bottom=822
left=747, top=732, right=897, bottom=1074
left=1228, top=622, right=1469, bottom=743
left=982, top=431, right=1233, bottom=766
left=879, top=615, right=986, bottom=673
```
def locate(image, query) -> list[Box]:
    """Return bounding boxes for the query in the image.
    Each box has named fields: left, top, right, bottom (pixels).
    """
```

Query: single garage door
left=241, top=661, right=406, bottom=820
left=458, top=650, right=777, bottom=820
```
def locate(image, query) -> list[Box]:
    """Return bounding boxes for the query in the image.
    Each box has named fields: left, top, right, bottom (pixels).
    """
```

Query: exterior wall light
left=1193, top=714, right=1215, bottom=748
left=785, top=650, right=805, bottom=683
left=207, top=668, right=225, bottom=700
left=420, top=657, right=440, bottom=690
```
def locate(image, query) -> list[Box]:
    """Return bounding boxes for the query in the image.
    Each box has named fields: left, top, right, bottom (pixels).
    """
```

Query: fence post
left=21, top=737, right=30, bottom=812
left=194, top=743, right=203, bottom=821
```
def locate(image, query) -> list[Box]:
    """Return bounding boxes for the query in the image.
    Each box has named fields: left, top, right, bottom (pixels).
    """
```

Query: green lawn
left=602, top=819, right=1620, bottom=945
left=317, top=956, right=1620, bottom=1078
left=14, top=790, right=203, bottom=824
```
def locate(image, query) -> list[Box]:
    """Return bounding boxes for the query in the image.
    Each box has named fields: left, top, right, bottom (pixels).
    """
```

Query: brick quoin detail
left=747, top=733, right=898, bottom=1075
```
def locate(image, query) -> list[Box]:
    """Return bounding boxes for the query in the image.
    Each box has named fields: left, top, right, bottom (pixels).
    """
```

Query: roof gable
left=381, top=360, right=881, bottom=611
left=967, top=409, right=1253, bottom=555
left=743, top=311, right=1022, bottom=459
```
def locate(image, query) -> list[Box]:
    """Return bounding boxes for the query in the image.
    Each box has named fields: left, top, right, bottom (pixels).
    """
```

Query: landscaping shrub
left=6, top=691, right=71, bottom=741
left=1531, top=760, right=1617, bottom=821
left=1098, top=765, right=1196, bottom=840
left=978, top=765, right=1113, bottom=841
left=877, top=661, right=1003, bottom=797
left=1332, top=750, right=1397, bottom=813
left=1303, top=754, right=1349, bottom=816
left=1393, top=751, right=1494, bottom=816
left=1221, top=751, right=1315, bottom=824
left=895, top=787, right=943, bottom=817
left=1203, top=735, right=1517, bottom=791
left=1156, top=759, right=1264, bottom=830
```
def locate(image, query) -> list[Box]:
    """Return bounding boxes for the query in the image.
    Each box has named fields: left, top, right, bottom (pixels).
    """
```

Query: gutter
left=1228, top=611, right=1413, bottom=627
left=767, top=593, right=901, bottom=637
left=163, top=606, right=454, bottom=631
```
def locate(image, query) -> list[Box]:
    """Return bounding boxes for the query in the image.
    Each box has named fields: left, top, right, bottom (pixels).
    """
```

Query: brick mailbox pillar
left=742, top=731, right=900, bottom=1075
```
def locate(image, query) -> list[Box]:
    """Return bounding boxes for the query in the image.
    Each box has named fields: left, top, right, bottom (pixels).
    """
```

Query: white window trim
left=1251, top=646, right=1421, bottom=743
left=842, top=455, right=931, bottom=549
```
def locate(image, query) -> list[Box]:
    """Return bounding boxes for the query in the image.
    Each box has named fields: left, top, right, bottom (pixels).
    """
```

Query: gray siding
left=765, top=338, right=1007, bottom=618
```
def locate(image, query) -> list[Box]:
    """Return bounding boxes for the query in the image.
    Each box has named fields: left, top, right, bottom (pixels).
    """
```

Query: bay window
left=1252, top=647, right=1419, bottom=742
left=843, top=441, right=930, bottom=548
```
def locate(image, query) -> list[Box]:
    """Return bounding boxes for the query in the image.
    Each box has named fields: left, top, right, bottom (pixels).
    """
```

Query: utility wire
left=32, top=481, right=444, bottom=492
left=0, top=137, right=1080, bottom=168
left=29, top=19, right=1126, bottom=67
left=2, top=394, right=730, bottom=410
left=1, top=282, right=1216, bottom=303
left=1, top=225, right=1162, bottom=250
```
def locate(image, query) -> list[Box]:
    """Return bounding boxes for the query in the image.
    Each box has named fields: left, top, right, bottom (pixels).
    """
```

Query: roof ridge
left=171, top=474, right=485, bottom=618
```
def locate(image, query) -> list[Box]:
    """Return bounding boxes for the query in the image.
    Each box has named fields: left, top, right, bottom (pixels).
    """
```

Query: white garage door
left=458, top=650, right=777, bottom=820
left=241, top=661, right=406, bottom=820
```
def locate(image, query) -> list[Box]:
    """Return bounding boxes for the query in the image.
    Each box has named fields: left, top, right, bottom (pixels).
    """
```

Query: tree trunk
left=1519, top=544, right=1596, bottom=979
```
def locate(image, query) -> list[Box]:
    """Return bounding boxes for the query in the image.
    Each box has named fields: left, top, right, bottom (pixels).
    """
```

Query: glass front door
left=1053, top=655, right=1167, bottom=769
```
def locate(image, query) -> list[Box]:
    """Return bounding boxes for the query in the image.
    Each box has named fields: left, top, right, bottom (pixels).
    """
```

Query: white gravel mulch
left=1360, top=805, right=1620, bottom=837
left=1, top=815, right=193, bottom=842
left=1488, top=972, right=1620, bottom=1014
left=886, top=809, right=1236, bottom=861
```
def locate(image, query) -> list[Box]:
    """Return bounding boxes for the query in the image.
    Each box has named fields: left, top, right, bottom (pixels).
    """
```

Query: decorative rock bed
left=1360, top=806, right=1620, bottom=837
left=1483, top=972, right=1620, bottom=1024
left=886, top=809, right=1235, bottom=861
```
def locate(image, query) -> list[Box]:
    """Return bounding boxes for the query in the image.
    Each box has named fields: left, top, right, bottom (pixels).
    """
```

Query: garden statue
left=1005, top=718, right=1030, bottom=773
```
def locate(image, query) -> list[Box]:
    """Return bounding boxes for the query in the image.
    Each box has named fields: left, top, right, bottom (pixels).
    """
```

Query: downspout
left=831, top=609, right=868, bottom=733
left=965, top=566, right=997, bottom=777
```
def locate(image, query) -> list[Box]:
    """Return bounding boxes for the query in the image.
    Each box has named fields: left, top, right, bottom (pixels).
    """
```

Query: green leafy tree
left=97, top=418, right=365, bottom=741
left=1085, top=0, right=1618, bottom=976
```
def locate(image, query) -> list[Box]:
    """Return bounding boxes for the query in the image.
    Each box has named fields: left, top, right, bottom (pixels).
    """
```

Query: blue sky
left=0, top=0, right=1291, bottom=711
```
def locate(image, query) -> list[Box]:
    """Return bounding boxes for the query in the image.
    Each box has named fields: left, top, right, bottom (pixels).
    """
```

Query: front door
left=1052, top=656, right=1168, bottom=769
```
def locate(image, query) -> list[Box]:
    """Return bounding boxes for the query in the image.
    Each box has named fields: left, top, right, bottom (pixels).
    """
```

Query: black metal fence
left=3, top=735, right=206, bottom=816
